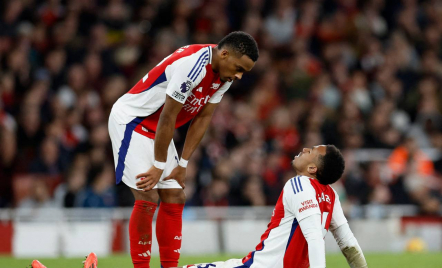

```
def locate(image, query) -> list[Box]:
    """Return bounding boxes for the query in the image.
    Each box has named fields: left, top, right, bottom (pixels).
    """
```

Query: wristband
left=154, top=160, right=166, bottom=170
left=179, top=158, right=189, bottom=168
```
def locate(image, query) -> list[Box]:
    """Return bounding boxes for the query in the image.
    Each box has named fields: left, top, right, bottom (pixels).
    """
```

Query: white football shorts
left=108, top=111, right=181, bottom=190
left=182, top=259, right=244, bottom=268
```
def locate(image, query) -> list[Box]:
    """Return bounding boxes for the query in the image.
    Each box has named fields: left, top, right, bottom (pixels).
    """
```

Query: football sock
left=129, top=200, right=157, bottom=268
left=156, top=202, right=185, bottom=268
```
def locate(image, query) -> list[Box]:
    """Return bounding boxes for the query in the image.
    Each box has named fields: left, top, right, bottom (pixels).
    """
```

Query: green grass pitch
left=1, top=253, right=442, bottom=268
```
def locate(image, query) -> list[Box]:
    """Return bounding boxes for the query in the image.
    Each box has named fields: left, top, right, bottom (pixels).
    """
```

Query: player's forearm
left=154, top=114, right=177, bottom=162
left=181, top=114, right=212, bottom=160
left=341, top=245, right=368, bottom=268
left=331, top=223, right=368, bottom=268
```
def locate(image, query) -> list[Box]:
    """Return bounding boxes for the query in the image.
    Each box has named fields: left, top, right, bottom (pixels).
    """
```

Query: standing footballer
left=108, top=32, right=258, bottom=268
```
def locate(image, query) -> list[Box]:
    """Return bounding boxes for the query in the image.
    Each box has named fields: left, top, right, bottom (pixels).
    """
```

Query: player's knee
left=158, top=188, right=186, bottom=204
left=131, top=188, right=159, bottom=203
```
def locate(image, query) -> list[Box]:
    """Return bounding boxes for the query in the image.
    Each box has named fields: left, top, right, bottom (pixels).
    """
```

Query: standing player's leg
left=157, top=189, right=185, bottom=268
left=129, top=189, right=159, bottom=268
left=109, top=114, right=159, bottom=268
left=155, top=141, right=185, bottom=268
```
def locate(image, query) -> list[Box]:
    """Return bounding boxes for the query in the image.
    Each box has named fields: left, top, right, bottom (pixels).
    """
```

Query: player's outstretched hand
left=136, top=166, right=163, bottom=191
left=164, top=165, right=186, bottom=189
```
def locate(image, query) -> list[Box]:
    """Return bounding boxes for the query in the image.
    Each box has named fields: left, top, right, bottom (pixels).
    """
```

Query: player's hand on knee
left=164, top=166, right=186, bottom=189
left=135, top=166, right=163, bottom=191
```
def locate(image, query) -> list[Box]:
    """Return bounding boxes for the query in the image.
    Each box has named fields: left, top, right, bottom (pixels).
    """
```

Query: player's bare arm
left=136, top=95, right=183, bottom=191
left=182, top=102, right=218, bottom=160
left=164, top=102, right=219, bottom=188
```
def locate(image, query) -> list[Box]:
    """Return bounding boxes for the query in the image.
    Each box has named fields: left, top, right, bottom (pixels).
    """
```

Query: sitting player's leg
left=157, top=189, right=185, bottom=268
left=180, top=259, right=244, bottom=268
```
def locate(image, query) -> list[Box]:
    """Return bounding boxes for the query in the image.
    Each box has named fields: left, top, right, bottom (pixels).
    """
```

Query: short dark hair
left=316, top=145, right=345, bottom=185
left=218, top=31, right=259, bottom=62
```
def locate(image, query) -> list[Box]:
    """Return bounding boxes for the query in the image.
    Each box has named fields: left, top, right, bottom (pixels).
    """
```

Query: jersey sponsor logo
left=182, top=92, right=211, bottom=113
left=138, top=240, right=152, bottom=245
left=180, top=80, right=192, bottom=93
left=210, top=83, right=220, bottom=90
left=174, top=236, right=182, bottom=240
left=299, top=199, right=318, bottom=213
left=138, top=250, right=151, bottom=257
left=172, top=91, right=185, bottom=101
left=317, top=193, right=331, bottom=204
left=301, top=199, right=314, bottom=206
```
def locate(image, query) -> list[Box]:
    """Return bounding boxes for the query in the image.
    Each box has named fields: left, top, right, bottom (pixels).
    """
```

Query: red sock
left=129, top=200, right=157, bottom=268
left=156, top=202, right=185, bottom=268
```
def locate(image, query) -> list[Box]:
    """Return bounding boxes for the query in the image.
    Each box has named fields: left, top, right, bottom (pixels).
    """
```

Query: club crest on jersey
left=210, top=83, right=220, bottom=90
left=181, top=80, right=192, bottom=93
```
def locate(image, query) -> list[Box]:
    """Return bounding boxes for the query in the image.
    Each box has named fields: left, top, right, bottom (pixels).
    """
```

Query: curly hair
left=316, top=145, right=345, bottom=185
left=218, top=31, right=259, bottom=62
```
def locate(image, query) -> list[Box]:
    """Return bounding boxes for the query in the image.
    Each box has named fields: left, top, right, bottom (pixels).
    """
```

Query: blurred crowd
left=0, top=0, right=442, bottom=216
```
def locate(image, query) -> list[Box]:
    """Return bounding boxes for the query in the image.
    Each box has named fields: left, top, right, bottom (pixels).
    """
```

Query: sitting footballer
left=31, top=145, right=368, bottom=268
left=180, top=145, right=368, bottom=268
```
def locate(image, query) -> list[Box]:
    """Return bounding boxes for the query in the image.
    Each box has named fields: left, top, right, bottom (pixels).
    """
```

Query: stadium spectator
left=0, top=0, right=440, bottom=217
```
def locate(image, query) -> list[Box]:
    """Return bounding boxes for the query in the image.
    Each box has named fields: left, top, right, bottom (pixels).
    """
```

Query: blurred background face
left=32, top=180, right=50, bottom=203
left=217, top=49, right=255, bottom=82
